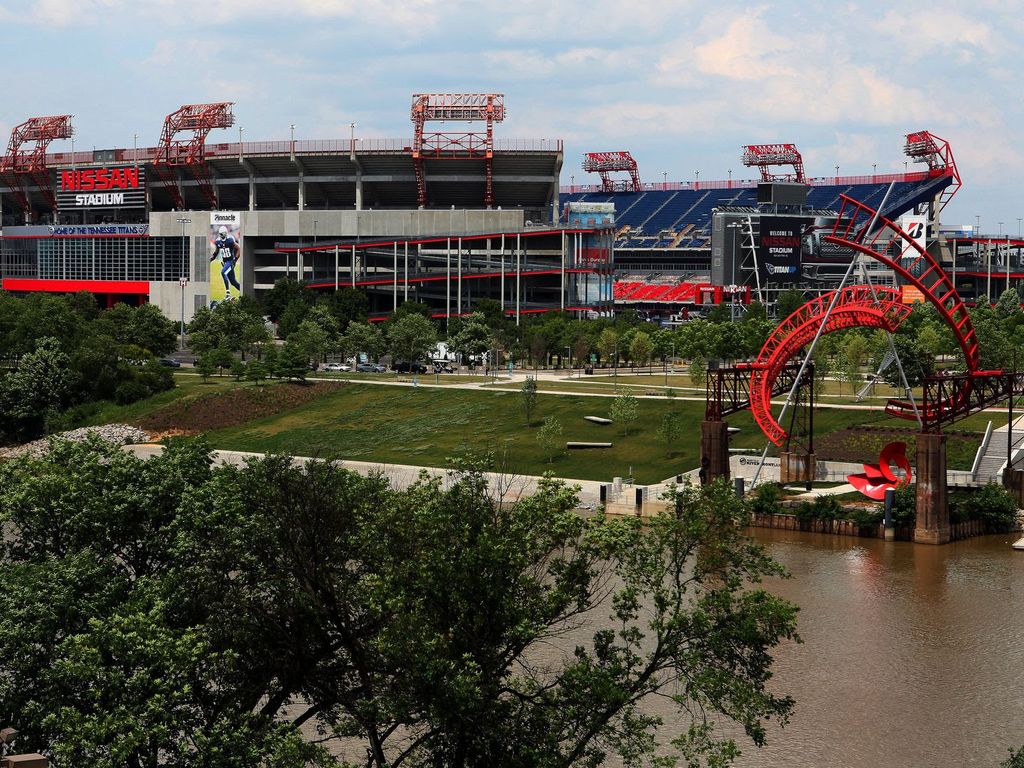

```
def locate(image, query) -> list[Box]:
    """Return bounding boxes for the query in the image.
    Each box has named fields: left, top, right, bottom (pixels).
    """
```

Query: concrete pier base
left=914, top=432, right=950, bottom=545
left=1003, top=467, right=1024, bottom=506
left=700, top=420, right=730, bottom=485
left=780, top=452, right=816, bottom=484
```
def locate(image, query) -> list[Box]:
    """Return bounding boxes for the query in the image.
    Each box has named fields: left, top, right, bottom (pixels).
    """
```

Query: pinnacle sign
left=57, top=165, right=146, bottom=209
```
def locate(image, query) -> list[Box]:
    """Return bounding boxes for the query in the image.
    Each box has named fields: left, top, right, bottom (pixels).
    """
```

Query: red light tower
left=410, top=93, right=505, bottom=208
left=581, top=151, right=641, bottom=192
left=0, top=114, right=74, bottom=218
left=151, top=102, right=235, bottom=209
left=903, top=129, right=960, bottom=213
left=741, top=143, right=806, bottom=184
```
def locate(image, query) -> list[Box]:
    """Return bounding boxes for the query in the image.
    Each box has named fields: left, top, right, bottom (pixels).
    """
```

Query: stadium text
left=60, top=167, right=141, bottom=192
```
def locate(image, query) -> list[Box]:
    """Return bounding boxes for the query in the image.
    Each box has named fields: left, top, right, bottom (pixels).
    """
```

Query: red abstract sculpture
left=847, top=442, right=912, bottom=500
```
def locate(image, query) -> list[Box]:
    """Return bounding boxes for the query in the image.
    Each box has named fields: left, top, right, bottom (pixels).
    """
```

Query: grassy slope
left=204, top=384, right=909, bottom=484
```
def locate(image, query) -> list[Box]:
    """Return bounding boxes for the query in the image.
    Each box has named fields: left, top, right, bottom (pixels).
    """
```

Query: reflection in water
left=738, top=529, right=1024, bottom=768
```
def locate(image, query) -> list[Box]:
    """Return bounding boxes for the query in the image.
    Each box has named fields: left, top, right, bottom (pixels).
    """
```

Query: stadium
left=0, top=94, right=1016, bottom=325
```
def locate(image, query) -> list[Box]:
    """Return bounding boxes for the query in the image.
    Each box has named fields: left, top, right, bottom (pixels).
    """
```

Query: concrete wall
left=148, top=209, right=525, bottom=240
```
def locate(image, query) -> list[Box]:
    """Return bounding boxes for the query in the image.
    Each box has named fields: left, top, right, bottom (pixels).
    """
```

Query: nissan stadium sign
left=56, top=166, right=146, bottom=209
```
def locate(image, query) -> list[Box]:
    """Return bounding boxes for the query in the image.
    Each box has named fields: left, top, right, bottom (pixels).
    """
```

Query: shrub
left=849, top=508, right=883, bottom=530
left=114, top=380, right=150, bottom=405
left=891, top=484, right=916, bottom=527
left=956, top=483, right=1019, bottom=531
left=750, top=482, right=784, bottom=516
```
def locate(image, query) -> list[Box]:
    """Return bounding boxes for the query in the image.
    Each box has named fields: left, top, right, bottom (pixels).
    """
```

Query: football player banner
left=209, top=211, right=242, bottom=306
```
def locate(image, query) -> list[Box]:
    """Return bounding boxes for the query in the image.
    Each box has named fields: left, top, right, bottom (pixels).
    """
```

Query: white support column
left=446, top=238, right=452, bottom=323
left=560, top=229, right=566, bottom=310
left=297, top=173, right=305, bottom=211
left=334, top=245, right=339, bottom=291
left=393, top=241, right=398, bottom=311
left=457, top=236, right=463, bottom=315
left=404, top=241, right=409, bottom=301
left=515, top=233, right=521, bottom=325
left=500, top=233, right=506, bottom=311
left=351, top=245, right=356, bottom=288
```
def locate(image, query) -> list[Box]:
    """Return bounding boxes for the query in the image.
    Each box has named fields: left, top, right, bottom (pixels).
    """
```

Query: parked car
left=323, top=362, right=351, bottom=372
left=392, top=361, right=428, bottom=374
left=158, top=358, right=181, bottom=368
left=357, top=363, right=385, bottom=373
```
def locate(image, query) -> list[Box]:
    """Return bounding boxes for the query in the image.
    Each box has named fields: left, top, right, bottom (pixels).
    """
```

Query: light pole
left=238, top=126, right=244, bottom=160
left=290, top=123, right=295, bottom=150
left=872, top=163, right=876, bottom=177
left=133, top=133, right=138, bottom=166
left=313, top=219, right=318, bottom=245
left=176, top=217, right=192, bottom=350
left=570, top=174, right=574, bottom=190
left=349, top=122, right=356, bottom=153
left=70, top=136, right=75, bottom=170
left=664, top=341, right=675, bottom=386
left=728, top=168, right=732, bottom=187
left=694, top=170, right=700, bottom=188
left=662, top=171, right=667, bottom=188
left=565, top=346, right=572, bottom=377
left=834, top=164, right=839, bottom=179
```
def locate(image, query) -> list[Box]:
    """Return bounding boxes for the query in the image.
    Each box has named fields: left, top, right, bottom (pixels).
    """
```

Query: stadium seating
left=562, top=176, right=949, bottom=252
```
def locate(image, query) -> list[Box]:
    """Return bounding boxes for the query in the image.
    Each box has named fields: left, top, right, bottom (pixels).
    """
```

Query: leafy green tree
left=610, top=390, right=639, bottom=436
left=0, top=440, right=798, bottom=767
left=275, top=341, right=309, bottom=382
left=196, top=353, right=216, bottom=383
left=689, top=355, right=708, bottom=388
left=387, top=314, right=437, bottom=373
left=656, top=410, right=682, bottom=455
left=520, top=375, right=538, bottom=425
left=343, top=321, right=385, bottom=363
left=230, top=357, right=247, bottom=381
left=536, top=415, right=563, bottom=462
left=245, top=359, right=268, bottom=386
left=276, top=298, right=310, bottom=339
left=0, top=337, right=75, bottom=442
left=449, top=312, right=491, bottom=364
left=775, top=288, right=806, bottom=320
left=261, top=277, right=314, bottom=323
left=883, top=334, right=935, bottom=388
left=598, top=327, right=619, bottom=365
left=629, top=330, right=654, bottom=373
left=996, top=287, right=1023, bottom=319
left=288, top=319, right=330, bottom=365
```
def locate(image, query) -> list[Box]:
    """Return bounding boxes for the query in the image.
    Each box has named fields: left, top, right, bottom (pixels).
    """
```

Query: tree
left=883, top=334, right=935, bottom=388
left=0, top=337, right=76, bottom=442
left=261, top=277, right=314, bottom=323
left=536, top=415, right=563, bottom=463
left=387, top=314, right=437, bottom=374
left=343, top=321, right=385, bottom=363
left=245, top=359, right=268, bottom=386
left=610, top=390, right=639, bottom=436
left=276, top=298, right=310, bottom=339
left=195, top=353, right=216, bottom=383
left=839, top=333, right=867, bottom=395
left=230, top=357, right=247, bottom=381
left=288, top=319, right=330, bottom=365
left=996, top=287, right=1023, bottom=319
left=275, top=340, right=309, bottom=382
left=656, top=410, right=682, bottom=455
left=520, top=375, right=538, bottom=425
left=689, top=355, right=707, bottom=388
left=629, top=330, right=654, bottom=374
left=449, top=312, right=491, bottom=365
left=0, top=441, right=798, bottom=767
left=775, top=288, right=806, bottom=320
left=0, top=438, right=329, bottom=768
left=598, top=327, right=619, bottom=366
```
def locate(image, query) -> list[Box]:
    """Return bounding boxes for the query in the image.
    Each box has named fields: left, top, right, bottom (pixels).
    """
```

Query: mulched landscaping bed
left=135, top=381, right=345, bottom=435
left=813, top=424, right=981, bottom=469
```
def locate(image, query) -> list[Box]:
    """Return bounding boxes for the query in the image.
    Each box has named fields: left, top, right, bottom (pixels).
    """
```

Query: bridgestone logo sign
left=57, top=166, right=146, bottom=210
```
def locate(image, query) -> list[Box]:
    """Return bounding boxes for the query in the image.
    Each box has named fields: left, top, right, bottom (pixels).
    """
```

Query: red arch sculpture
left=748, top=286, right=911, bottom=446
left=747, top=192, right=994, bottom=447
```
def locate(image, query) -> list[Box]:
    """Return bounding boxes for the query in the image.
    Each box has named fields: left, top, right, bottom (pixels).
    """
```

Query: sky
left=0, top=0, right=1019, bottom=232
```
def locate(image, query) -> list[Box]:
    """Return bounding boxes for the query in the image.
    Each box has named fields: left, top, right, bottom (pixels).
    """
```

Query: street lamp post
left=290, top=123, right=295, bottom=155
left=349, top=122, right=356, bottom=153
left=694, top=170, right=700, bottom=188
left=133, top=133, right=138, bottom=166
left=565, top=346, right=572, bottom=377
left=238, top=127, right=244, bottom=160
left=176, top=218, right=192, bottom=349
left=835, top=164, right=839, bottom=180
left=662, top=171, right=667, bottom=189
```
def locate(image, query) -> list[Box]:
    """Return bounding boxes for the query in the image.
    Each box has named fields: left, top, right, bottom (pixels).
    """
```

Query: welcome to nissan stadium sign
left=56, top=166, right=146, bottom=209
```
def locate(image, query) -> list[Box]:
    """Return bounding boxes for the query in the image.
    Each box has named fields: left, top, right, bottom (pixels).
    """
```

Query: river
left=738, top=528, right=1024, bottom=768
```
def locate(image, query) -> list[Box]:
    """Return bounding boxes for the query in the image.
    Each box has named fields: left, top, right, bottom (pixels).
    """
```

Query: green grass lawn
left=204, top=383, right=909, bottom=484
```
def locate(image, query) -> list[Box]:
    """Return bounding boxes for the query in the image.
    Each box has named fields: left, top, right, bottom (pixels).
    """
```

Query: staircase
left=973, top=418, right=1024, bottom=484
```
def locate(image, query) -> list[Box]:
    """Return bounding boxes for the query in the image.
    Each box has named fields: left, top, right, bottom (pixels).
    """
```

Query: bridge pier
left=914, top=432, right=950, bottom=544
left=780, top=452, right=816, bottom=484
left=700, top=420, right=730, bottom=485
